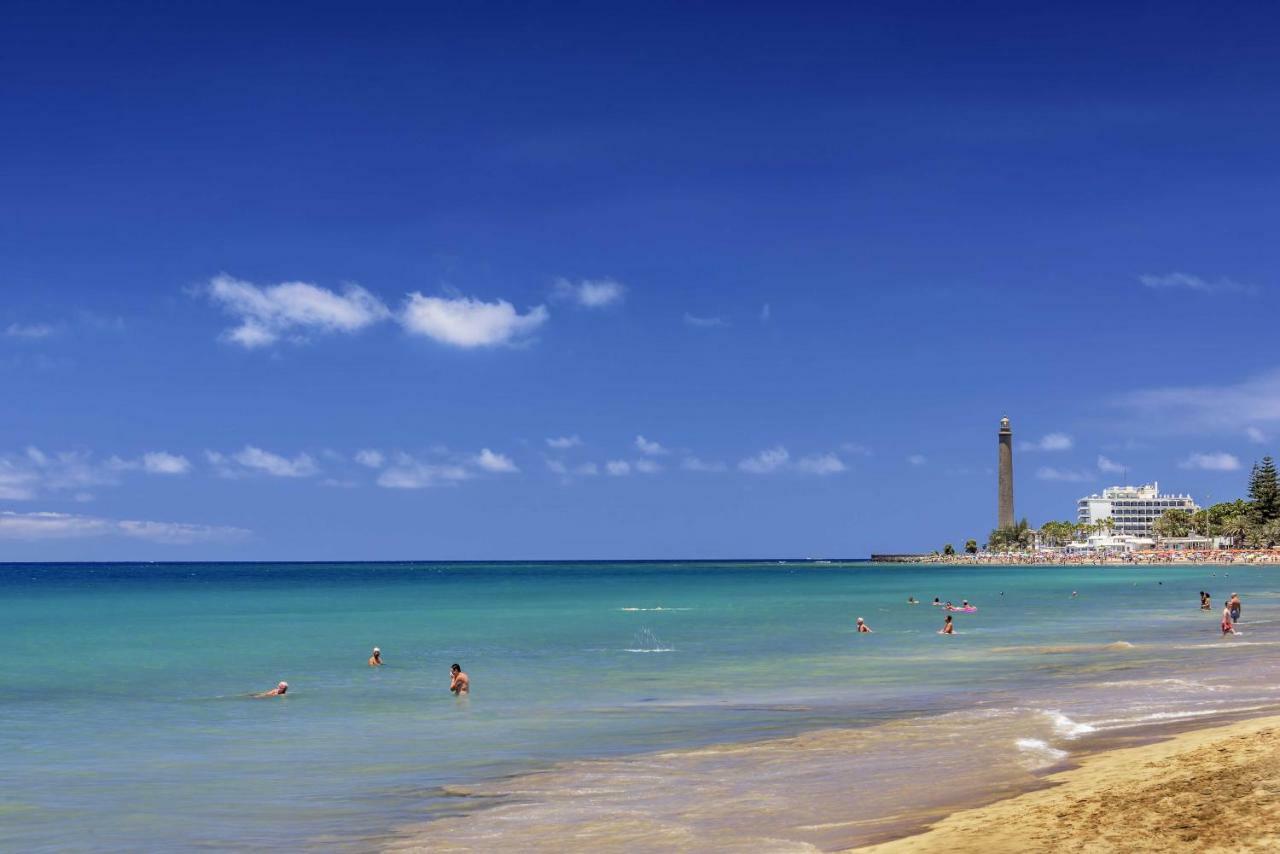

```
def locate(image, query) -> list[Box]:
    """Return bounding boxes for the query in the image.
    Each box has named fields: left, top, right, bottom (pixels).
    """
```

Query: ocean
left=3, top=561, right=1278, bottom=851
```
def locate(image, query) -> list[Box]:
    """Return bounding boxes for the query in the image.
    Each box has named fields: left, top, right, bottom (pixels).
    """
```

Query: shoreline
left=378, top=705, right=1280, bottom=852
left=893, top=549, right=1280, bottom=566
left=854, top=714, right=1280, bottom=853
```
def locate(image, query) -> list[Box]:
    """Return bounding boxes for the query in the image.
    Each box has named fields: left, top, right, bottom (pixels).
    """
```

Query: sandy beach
left=857, top=715, right=1280, bottom=853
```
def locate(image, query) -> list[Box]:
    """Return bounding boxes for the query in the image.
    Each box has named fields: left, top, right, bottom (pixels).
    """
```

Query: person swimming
left=932, top=597, right=941, bottom=606
left=253, top=681, right=288, bottom=698
left=939, top=615, right=954, bottom=635
left=907, top=597, right=918, bottom=605
left=450, top=663, right=469, bottom=695
left=369, top=647, right=383, bottom=666
left=856, top=617, right=872, bottom=633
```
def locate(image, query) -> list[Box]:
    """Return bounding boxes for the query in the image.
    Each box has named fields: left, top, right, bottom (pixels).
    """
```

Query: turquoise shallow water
left=3, top=561, right=1280, bottom=851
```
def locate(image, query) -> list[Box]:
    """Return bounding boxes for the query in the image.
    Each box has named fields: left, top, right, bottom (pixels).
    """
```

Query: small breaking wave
left=1015, top=737, right=1068, bottom=767
left=1044, top=711, right=1097, bottom=739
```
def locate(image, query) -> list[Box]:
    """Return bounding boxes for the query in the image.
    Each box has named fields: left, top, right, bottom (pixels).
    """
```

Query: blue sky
left=3, top=1, right=1280, bottom=560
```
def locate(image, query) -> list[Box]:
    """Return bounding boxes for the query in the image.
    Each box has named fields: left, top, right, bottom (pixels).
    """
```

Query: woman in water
left=1221, top=603, right=1237, bottom=636
left=939, top=615, right=954, bottom=635
left=856, top=617, right=872, bottom=633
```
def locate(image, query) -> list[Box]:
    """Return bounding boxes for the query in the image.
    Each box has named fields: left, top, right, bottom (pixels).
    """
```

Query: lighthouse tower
left=998, top=416, right=1015, bottom=529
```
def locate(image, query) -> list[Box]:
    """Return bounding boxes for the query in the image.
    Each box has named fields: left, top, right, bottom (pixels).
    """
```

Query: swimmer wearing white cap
left=253, top=681, right=288, bottom=698
left=369, top=647, right=383, bottom=667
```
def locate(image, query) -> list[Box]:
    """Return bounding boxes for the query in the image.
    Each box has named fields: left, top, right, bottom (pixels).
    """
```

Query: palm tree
left=964, top=539, right=978, bottom=554
left=1221, top=515, right=1250, bottom=547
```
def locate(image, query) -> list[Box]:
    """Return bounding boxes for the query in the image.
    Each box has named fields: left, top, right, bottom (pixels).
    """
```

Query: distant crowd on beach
left=908, top=549, right=1280, bottom=566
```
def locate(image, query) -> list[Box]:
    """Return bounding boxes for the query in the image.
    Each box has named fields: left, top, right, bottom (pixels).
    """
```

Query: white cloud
left=1036, top=466, right=1094, bottom=482
left=205, top=274, right=391, bottom=348
left=1139, top=272, right=1258, bottom=296
left=739, top=446, right=790, bottom=474
left=840, top=442, right=873, bottom=457
left=683, top=313, right=728, bottom=329
left=906, top=454, right=927, bottom=466
left=400, top=293, right=548, bottom=348
left=635, top=435, right=669, bottom=456
left=233, top=446, right=318, bottom=477
left=1097, top=455, right=1126, bottom=474
left=475, top=448, right=519, bottom=473
left=546, top=435, right=583, bottom=449
left=355, top=449, right=385, bottom=468
left=760, top=303, right=771, bottom=322
left=552, top=277, right=626, bottom=308
left=795, top=453, right=846, bottom=475
left=142, top=452, right=191, bottom=475
left=376, top=458, right=472, bottom=489
left=1247, top=427, right=1267, bottom=444
left=1019, top=433, right=1074, bottom=452
left=545, top=459, right=568, bottom=476
left=1115, top=369, right=1280, bottom=433
left=633, top=458, right=662, bottom=474
left=682, top=456, right=727, bottom=473
left=0, top=510, right=248, bottom=543
left=574, top=462, right=599, bottom=476
left=208, top=446, right=319, bottom=478
left=605, top=460, right=632, bottom=476
left=1179, top=452, right=1241, bottom=472
left=5, top=322, right=55, bottom=339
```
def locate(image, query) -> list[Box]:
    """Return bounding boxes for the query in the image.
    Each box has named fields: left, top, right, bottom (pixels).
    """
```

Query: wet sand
left=856, top=715, right=1280, bottom=853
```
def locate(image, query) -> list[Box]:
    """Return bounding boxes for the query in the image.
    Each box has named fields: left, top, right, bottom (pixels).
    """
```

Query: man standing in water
left=369, top=647, right=383, bottom=666
left=450, top=663, right=469, bottom=695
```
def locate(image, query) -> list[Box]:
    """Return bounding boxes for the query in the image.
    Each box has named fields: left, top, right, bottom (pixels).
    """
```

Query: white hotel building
left=1076, top=483, right=1199, bottom=538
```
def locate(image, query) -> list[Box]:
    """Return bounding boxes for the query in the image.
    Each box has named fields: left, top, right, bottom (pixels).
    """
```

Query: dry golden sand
left=855, top=715, right=1280, bottom=854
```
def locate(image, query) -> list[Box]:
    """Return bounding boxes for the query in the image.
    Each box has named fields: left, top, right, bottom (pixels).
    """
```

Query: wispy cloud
left=633, top=458, right=662, bottom=474
left=739, top=446, right=790, bottom=474
left=1036, top=466, right=1094, bottom=482
left=760, top=303, right=771, bottom=322
left=1115, top=369, right=1280, bottom=433
left=204, top=274, right=391, bottom=348
left=0, top=447, right=189, bottom=500
left=682, top=456, right=727, bottom=473
left=4, top=322, right=55, bottom=339
left=1179, top=451, right=1241, bottom=472
left=354, top=449, right=385, bottom=468
left=1139, top=272, right=1258, bottom=296
left=1019, top=433, right=1074, bottom=452
left=795, top=453, right=846, bottom=475
left=1097, top=455, right=1126, bottom=474
left=734, top=446, right=846, bottom=476
left=551, top=277, right=626, bottom=308
left=683, top=312, right=728, bottom=329
left=906, top=454, right=927, bottom=466
left=208, top=446, right=319, bottom=478
left=376, top=454, right=472, bottom=489
left=1247, top=427, right=1268, bottom=444
left=546, top=435, right=583, bottom=449
left=0, top=510, right=248, bottom=543
left=400, top=293, right=548, bottom=348
left=141, top=452, right=191, bottom=475
left=474, top=448, right=519, bottom=473
left=605, top=460, right=632, bottom=476
left=635, top=435, right=669, bottom=456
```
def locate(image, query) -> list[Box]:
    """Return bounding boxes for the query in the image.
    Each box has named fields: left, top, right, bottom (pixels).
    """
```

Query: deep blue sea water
left=3, top=561, right=1279, bottom=851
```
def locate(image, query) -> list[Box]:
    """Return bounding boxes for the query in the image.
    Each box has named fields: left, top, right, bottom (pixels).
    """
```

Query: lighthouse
left=998, top=416, right=1015, bottom=529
